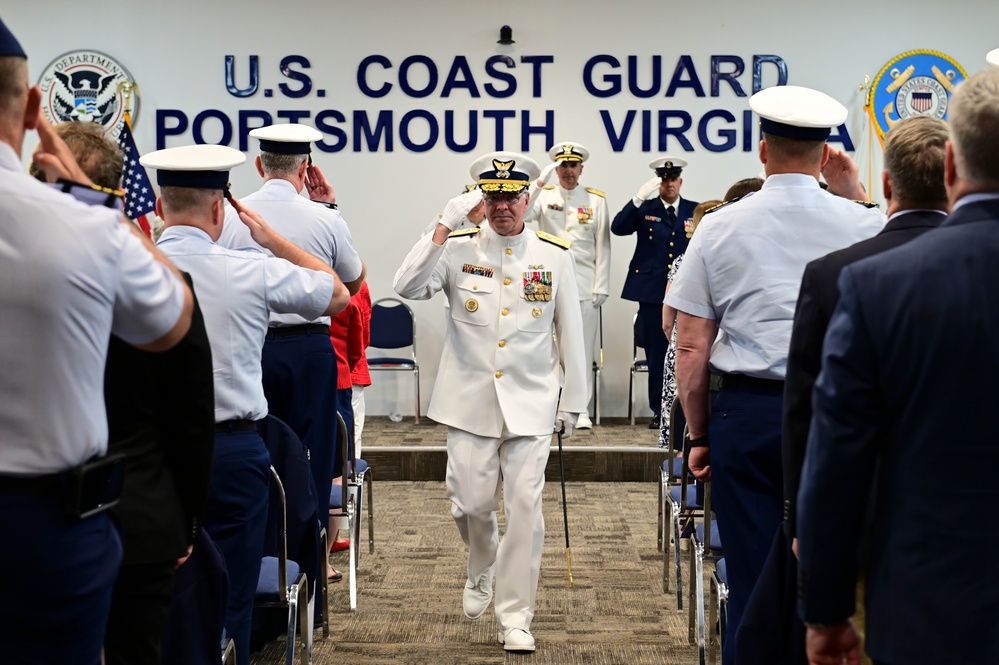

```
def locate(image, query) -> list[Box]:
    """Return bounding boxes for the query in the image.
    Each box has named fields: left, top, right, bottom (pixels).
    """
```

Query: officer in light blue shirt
left=666, top=85, right=884, bottom=664
left=145, top=144, right=349, bottom=665
left=217, top=124, right=365, bottom=511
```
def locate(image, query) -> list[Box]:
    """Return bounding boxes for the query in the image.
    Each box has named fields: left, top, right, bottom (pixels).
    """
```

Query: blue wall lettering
left=711, top=56, right=746, bottom=97
left=278, top=55, right=312, bottom=98
left=357, top=55, right=393, bottom=98
left=225, top=55, right=259, bottom=98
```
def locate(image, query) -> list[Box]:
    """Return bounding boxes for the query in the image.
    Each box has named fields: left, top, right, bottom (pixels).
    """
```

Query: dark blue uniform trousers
left=639, top=302, right=669, bottom=417
left=0, top=494, right=121, bottom=664
left=262, top=333, right=340, bottom=497
left=202, top=431, right=270, bottom=665
left=709, top=386, right=784, bottom=665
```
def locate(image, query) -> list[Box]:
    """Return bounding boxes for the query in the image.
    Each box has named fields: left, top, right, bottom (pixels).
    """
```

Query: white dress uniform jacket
left=394, top=223, right=588, bottom=437
left=666, top=174, right=885, bottom=379
left=218, top=179, right=362, bottom=326
left=157, top=226, right=336, bottom=422
left=525, top=185, right=611, bottom=298
left=0, top=143, right=186, bottom=474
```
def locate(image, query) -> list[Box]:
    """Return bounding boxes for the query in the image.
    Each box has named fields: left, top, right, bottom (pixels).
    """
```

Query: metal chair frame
left=367, top=297, right=421, bottom=424
left=255, top=466, right=311, bottom=665
left=332, top=412, right=375, bottom=610
left=628, top=313, right=649, bottom=425
left=708, top=559, right=728, bottom=665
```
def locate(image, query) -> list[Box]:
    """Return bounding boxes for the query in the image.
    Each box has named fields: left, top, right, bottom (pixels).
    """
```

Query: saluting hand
left=821, top=149, right=867, bottom=201
left=32, top=114, right=93, bottom=185
left=305, top=164, right=336, bottom=204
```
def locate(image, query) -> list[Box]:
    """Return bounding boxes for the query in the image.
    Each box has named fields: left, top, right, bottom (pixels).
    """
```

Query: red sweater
left=329, top=281, right=372, bottom=389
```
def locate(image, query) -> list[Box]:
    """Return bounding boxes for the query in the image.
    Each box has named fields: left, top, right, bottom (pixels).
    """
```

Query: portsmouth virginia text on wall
left=156, top=53, right=857, bottom=153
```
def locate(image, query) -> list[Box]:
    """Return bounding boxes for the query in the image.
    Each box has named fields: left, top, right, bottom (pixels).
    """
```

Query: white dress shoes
left=498, top=628, right=536, bottom=652
left=576, top=413, right=593, bottom=429
left=462, top=566, right=494, bottom=619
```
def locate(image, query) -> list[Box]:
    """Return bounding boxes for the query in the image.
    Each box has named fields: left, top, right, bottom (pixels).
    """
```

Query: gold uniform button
left=669, top=242, right=674, bottom=247
left=495, top=371, right=503, bottom=378
left=505, top=248, right=512, bottom=255
left=672, top=231, right=676, bottom=236
left=648, top=227, right=653, bottom=232
left=503, top=278, right=511, bottom=285
left=634, top=269, right=639, bottom=273
left=498, top=340, right=506, bottom=348
left=465, top=299, right=478, bottom=312
left=669, top=253, right=674, bottom=258
left=473, top=285, right=478, bottom=290
left=649, top=236, right=653, bottom=240
left=501, top=308, right=509, bottom=316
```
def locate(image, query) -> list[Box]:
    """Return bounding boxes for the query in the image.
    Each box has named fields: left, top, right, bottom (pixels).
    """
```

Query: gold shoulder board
left=543, top=185, right=556, bottom=190
left=536, top=230, right=571, bottom=249
left=448, top=227, right=481, bottom=238
left=853, top=200, right=880, bottom=209
left=585, top=187, right=606, bottom=197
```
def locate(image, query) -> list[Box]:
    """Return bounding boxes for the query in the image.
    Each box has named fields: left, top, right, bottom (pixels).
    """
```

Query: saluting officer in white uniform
left=145, top=144, right=349, bottom=665
left=525, top=142, right=610, bottom=429
left=394, top=152, right=588, bottom=653
left=217, top=124, right=365, bottom=521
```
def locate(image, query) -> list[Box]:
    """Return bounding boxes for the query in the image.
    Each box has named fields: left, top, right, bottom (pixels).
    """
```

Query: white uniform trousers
left=580, top=300, right=600, bottom=414
left=445, top=426, right=550, bottom=631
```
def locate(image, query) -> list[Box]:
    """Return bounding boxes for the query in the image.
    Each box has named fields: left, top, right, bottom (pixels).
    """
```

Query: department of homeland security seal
left=37, top=50, right=137, bottom=140
left=867, top=50, right=967, bottom=143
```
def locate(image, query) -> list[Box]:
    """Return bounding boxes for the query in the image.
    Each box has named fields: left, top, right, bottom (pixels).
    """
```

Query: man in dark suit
left=741, top=115, right=948, bottom=665
left=612, top=157, right=698, bottom=428
left=797, top=68, right=999, bottom=665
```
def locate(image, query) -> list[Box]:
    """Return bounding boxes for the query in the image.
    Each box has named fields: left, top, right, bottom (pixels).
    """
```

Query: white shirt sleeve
left=262, top=256, right=337, bottom=320
left=664, top=230, right=715, bottom=320
left=111, top=223, right=187, bottom=345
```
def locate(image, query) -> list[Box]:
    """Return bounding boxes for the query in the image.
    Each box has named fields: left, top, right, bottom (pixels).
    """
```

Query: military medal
left=462, top=263, right=494, bottom=278
left=523, top=267, right=553, bottom=302
left=576, top=207, right=593, bottom=223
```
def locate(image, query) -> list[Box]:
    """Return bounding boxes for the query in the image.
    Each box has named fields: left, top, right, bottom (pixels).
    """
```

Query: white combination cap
left=469, top=152, right=541, bottom=192
left=548, top=141, right=589, bottom=163
left=140, top=144, right=246, bottom=191
left=749, top=85, right=847, bottom=140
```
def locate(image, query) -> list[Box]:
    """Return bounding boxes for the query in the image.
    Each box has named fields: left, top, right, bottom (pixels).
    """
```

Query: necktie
left=667, top=205, right=677, bottom=225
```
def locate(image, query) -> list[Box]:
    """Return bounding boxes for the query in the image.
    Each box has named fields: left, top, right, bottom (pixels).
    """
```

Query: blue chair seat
left=662, top=457, right=685, bottom=478
left=367, top=357, right=415, bottom=366
left=716, top=558, right=727, bottom=585
left=695, top=520, right=723, bottom=553
left=354, top=458, right=368, bottom=474
left=257, top=556, right=301, bottom=601
left=669, top=484, right=703, bottom=510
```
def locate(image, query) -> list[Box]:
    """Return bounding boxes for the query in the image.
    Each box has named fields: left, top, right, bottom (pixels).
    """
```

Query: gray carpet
left=251, top=479, right=705, bottom=664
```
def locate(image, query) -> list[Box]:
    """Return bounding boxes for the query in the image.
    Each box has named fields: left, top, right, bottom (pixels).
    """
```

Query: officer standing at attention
left=218, top=124, right=365, bottom=512
left=666, top=86, right=884, bottom=665
left=525, top=141, right=610, bottom=429
left=0, top=17, right=194, bottom=664
left=612, top=157, right=698, bottom=429
left=394, top=152, right=587, bottom=653
left=145, top=144, right=349, bottom=665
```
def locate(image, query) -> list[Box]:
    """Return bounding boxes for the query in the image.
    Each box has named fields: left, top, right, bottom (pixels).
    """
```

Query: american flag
left=116, top=114, right=154, bottom=237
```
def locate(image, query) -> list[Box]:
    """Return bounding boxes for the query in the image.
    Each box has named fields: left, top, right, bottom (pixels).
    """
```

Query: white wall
left=7, top=1, right=995, bottom=417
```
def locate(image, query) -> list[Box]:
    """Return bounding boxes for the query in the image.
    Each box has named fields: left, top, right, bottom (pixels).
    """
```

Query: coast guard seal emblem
left=37, top=50, right=137, bottom=141
left=867, top=50, right=967, bottom=143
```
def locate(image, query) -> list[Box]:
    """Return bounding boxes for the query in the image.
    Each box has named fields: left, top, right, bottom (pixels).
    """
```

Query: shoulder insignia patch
left=536, top=230, right=571, bottom=249
left=705, top=196, right=741, bottom=214
left=853, top=199, right=880, bottom=209
left=585, top=187, right=606, bottom=198
left=448, top=227, right=481, bottom=238
left=543, top=185, right=556, bottom=190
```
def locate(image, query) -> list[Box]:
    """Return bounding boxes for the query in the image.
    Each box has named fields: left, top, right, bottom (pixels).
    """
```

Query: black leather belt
left=215, top=419, right=260, bottom=433
left=0, top=472, right=66, bottom=497
left=266, top=323, right=329, bottom=337
left=718, top=373, right=785, bottom=392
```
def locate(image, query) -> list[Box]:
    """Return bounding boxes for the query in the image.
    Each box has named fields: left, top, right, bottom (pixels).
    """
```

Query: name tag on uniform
left=462, top=263, right=493, bottom=278
left=576, top=207, right=593, bottom=223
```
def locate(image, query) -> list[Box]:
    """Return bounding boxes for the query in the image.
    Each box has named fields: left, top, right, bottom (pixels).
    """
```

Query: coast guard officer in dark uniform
left=147, top=144, right=349, bottom=665
left=612, top=157, right=698, bottom=428
left=667, top=86, right=884, bottom=664
left=218, top=124, right=365, bottom=510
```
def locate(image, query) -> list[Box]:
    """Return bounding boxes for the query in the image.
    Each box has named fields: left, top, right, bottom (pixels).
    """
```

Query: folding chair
left=663, top=424, right=705, bottom=604
left=628, top=313, right=649, bottom=425
left=329, top=412, right=374, bottom=610
left=161, top=531, right=229, bottom=665
left=688, top=482, right=723, bottom=665
left=708, top=557, right=729, bottom=665
left=254, top=466, right=310, bottom=665
left=367, top=297, right=421, bottom=423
